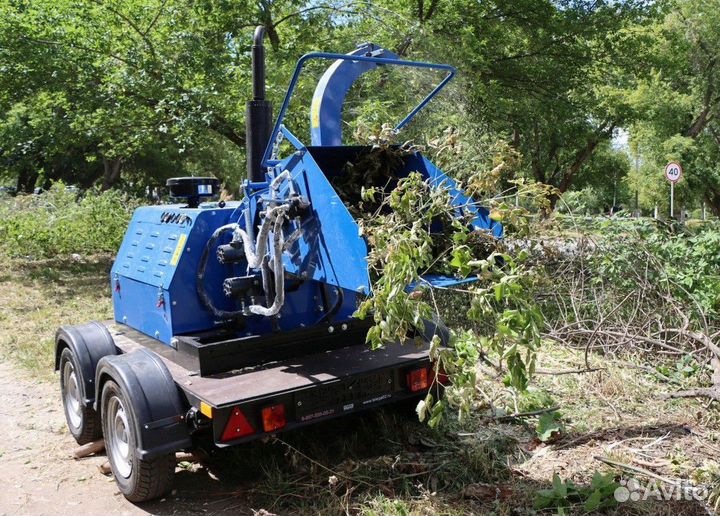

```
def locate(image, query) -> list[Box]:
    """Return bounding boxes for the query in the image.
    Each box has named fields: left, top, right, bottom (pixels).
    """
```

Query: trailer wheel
left=101, top=380, right=175, bottom=502
left=59, top=347, right=101, bottom=444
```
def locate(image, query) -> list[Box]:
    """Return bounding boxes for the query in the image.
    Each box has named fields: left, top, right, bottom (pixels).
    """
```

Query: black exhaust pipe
left=246, top=26, right=273, bottom=183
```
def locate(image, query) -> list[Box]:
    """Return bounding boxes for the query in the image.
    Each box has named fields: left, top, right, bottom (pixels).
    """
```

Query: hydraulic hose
left=233, top=204, right=289, bottom=270
left=196, top=223, right=246, bottom=319
left=318, top=284, right=344, bottom=324
left=197, top=171, right=295, bottom=319
left=248, top=210, right=288, bottom=316
left=270, top=170, right=290, bottom=198
left=197, top=207, right=292, bottom=319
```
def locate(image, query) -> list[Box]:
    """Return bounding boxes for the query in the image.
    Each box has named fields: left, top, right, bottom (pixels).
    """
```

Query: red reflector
left=261, top=404, right=286, bottom=432
left=221, top=407, right=255, bottom=442
left=406, top=368, right=429, bottom=392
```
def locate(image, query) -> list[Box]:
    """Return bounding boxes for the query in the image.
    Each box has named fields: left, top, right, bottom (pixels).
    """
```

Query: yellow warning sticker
left=170, top=233, right=187, bottom=266
left=311, top=96, right=321, bottom=129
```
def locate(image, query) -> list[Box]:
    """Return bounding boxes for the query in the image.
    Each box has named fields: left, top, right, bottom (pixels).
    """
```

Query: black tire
left=101, top=380, right=175, bottom=502
left=59, top=347, right=102, bottom=444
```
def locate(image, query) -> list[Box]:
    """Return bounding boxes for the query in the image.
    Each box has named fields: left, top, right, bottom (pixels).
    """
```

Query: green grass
left=0, top=254, right=114, bottom=376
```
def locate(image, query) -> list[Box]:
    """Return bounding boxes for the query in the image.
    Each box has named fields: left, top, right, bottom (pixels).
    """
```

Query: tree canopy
left=0, top=0, right=716, bottom=214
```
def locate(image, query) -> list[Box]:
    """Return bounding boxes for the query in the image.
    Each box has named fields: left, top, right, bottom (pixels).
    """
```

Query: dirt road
left=0, top=362, right=253, bottom=516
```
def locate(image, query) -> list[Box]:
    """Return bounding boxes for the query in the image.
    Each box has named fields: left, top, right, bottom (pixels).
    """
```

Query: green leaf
left=533, top=490, right=557, bottom=509
left=494, top=283, right=504, bottom=302
left=584, top=489, right=602, bottom=512
left=552, top=473, right=567, bottom=497
left=537, top=412, right=564, bottom=442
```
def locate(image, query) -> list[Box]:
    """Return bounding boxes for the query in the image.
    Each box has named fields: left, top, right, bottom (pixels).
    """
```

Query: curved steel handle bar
left=261, top=52, right=456, bottom=168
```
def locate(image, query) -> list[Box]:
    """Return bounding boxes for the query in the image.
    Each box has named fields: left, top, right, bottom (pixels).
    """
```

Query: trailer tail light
left=406, top=367, right=429, bottom=392
left=221, top=407, right=255, bottom=442
left=261, top=404, right=286, bottom=432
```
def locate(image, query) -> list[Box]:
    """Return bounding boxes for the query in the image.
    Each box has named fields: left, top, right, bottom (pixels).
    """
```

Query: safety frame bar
left=261, top=52, right=456, bottom=168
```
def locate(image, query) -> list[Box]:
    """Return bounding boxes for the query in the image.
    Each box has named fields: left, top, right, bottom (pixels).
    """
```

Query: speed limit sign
left=665, top=162, right=683, bottom=183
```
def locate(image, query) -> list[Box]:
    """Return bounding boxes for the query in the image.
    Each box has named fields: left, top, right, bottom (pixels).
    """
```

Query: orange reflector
left=221, top=407, right=255, bottom=442
left=406, top=367, right=429, bottom=392
left=200, top=401, right=214, bottom=419
left=261, top=404, right=286, bottom=432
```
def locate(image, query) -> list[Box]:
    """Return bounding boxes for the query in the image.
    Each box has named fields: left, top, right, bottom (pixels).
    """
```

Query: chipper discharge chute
left=54, top=27, right=502, bottom=502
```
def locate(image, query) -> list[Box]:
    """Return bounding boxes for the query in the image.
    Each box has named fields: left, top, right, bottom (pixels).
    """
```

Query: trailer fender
left=55, top=321, right=117, bottom=407
left=95, top=349, right=191, bottom=459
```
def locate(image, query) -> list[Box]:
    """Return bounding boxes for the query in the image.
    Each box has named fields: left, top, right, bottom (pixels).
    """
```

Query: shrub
left=0, top=183, right=143, bottom=258
left=589, top=219, right=720, bottom=316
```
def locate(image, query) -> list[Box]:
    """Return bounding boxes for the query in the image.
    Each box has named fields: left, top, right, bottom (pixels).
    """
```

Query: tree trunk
left=685, top=105, right=714, bottom=138
left=704, top=186, right=720, bottom=216
left=556, top=137, right=602, bottom=194
left=264, top=23, right=280, bottom=50
left=417, top=0, right=440, bottom=23
left=258, top=1, right=281, bottom=50
left=42, top=165, right=60, bottom=191
left=208, top=117, right=245, bottom=148
left=685, top=82, right=716, bottom=138
left=101, top=157, right=123, bottom=190
left=16, top=169, right=39, bottom=193
left=548, top=126, right=614, bottom=210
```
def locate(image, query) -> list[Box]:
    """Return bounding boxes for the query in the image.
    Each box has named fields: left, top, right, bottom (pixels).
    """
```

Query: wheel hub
left=106, top=395, right=133, bottom=479
left=62, top=362, right=83, bottom=429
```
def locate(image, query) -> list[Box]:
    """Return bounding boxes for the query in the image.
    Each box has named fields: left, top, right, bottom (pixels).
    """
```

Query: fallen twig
left=594, top=455, right=681, bottom=486
left=535, top=367, right=603, bottom=375
left=495, top=405, right=560, bottom=421
left=661, top=387, right=720, bottom=402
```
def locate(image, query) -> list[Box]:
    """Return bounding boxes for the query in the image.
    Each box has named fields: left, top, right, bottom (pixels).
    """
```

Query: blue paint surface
left=310, top=44, right=399, bottom=146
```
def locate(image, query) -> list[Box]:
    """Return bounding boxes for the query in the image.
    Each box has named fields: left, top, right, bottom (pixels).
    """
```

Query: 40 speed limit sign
left=664, top=162, right=683, bottom=183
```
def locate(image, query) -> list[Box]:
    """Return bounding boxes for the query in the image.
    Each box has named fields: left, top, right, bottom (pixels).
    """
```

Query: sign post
left=664, top=162, right=683, bottom=218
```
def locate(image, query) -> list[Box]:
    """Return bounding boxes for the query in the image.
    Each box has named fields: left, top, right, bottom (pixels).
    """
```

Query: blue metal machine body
left=111, top=45, right=502, bottom=346
left=310, top=44, right=400, bottom=146
left=111, top=203, right=237, bottom=343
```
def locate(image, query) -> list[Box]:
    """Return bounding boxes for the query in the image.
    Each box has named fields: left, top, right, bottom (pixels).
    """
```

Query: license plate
left=295, top=371, right=393, bottom=421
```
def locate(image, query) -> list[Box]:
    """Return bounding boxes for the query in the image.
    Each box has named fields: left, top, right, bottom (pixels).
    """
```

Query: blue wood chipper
left=54, top=28, right=502, bottom=502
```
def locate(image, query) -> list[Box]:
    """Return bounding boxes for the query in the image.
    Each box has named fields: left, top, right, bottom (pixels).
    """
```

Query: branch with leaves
left=346, top=129, right=550, bottom=426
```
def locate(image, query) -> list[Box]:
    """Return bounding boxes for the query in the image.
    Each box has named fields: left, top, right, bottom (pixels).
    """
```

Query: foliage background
left=1, top=0, right=718, bottom=217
